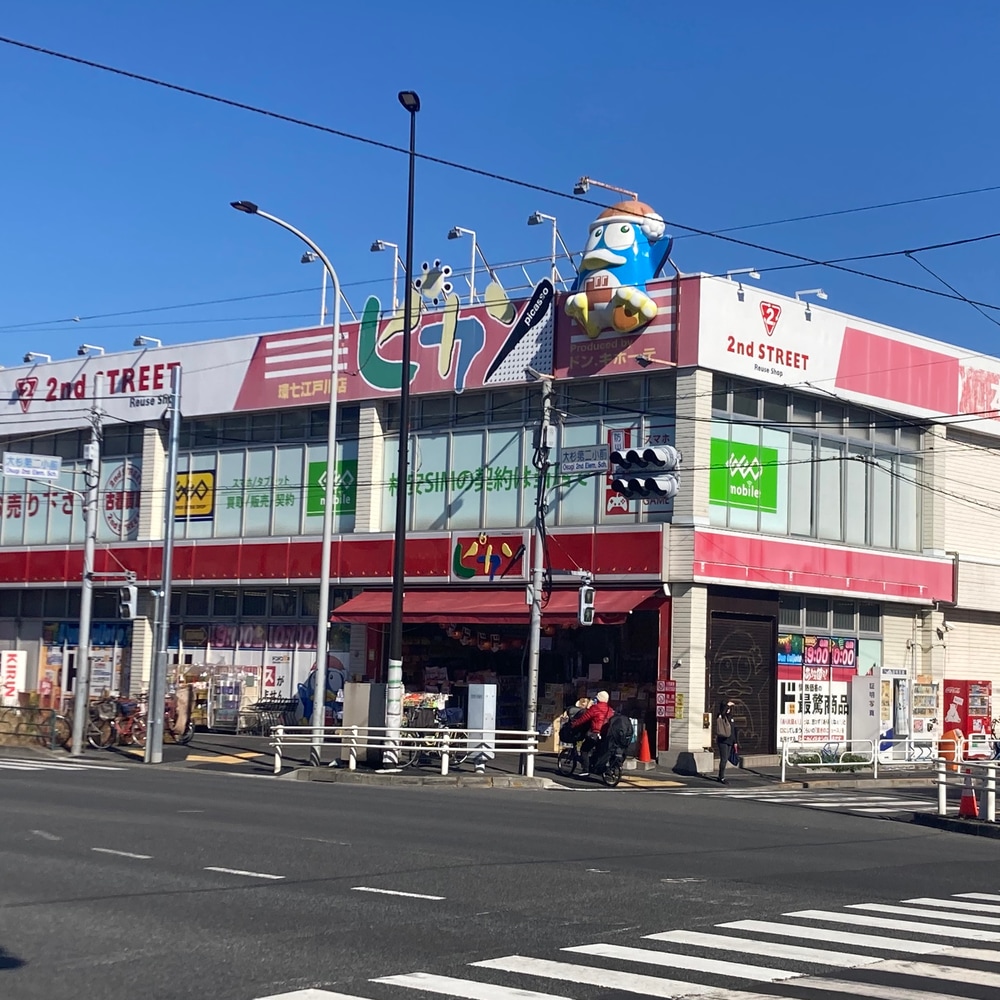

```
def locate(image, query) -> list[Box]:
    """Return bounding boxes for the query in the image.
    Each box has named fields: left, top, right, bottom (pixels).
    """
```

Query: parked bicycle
left=398, top=704, right=475, bottom=769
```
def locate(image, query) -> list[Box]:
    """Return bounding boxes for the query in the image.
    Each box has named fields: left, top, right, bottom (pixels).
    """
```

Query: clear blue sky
left=2, top=1, right=1000, bottom=366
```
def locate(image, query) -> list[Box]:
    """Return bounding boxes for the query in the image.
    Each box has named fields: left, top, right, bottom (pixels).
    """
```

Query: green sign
left=307, top=459, right=358, bottom=516
left=709, top=438, right=778, bottom=512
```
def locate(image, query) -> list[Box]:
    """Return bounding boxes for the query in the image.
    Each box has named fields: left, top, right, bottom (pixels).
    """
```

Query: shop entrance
left=707, top=588, right=778, bottom=756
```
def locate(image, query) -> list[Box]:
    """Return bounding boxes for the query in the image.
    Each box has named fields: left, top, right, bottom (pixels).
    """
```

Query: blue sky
left=2, top=1, right=1000, bottom=366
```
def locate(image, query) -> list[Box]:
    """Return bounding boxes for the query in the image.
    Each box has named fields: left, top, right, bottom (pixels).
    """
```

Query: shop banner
left=697, top=276, right=1000, bottom=437
left=306, top=459, right=358, bottom=517
left=1, top=650, right=26, bottom=706
left=776, top=635, right=856, bottom=744
left=709, top=438, right=778, bottom=512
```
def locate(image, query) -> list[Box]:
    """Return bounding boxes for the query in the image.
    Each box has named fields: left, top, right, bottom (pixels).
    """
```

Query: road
left=0, top=757, right=997, bottom=1000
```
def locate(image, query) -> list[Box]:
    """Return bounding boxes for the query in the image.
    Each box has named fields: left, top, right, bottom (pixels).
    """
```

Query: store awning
left=329, top=588, right=663, bottom=626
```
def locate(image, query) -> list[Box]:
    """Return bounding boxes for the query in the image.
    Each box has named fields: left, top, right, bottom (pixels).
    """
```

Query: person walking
left=715, top=700, right=736, bottom=783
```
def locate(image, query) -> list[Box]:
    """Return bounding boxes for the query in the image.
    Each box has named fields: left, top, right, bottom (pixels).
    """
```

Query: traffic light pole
left=525, top=374, right=553, bottom=756
left=69, top=398, right=102, bottom=757
left=146, top=364, right=181, bottom=764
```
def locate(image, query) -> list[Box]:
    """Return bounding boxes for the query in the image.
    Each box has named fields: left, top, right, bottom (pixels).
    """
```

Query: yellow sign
left=674, top=693, right=685, bottom=720
left=175, top=471, right=215, bottom=521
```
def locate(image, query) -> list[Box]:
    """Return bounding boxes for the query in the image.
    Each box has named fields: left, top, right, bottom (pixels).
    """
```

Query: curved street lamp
left=231, top=199, right=343, bottom=767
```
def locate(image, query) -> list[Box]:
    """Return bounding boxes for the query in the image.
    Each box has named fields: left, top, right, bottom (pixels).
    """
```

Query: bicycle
left=12, top=706, right=71, bottom=750
left=556, top=737, right=622, bottom=787
left=398, top=706, right=474, bottom=769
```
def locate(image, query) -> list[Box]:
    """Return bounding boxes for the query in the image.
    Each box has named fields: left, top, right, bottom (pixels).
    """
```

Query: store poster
left=777, top=635, right=856, bottom=744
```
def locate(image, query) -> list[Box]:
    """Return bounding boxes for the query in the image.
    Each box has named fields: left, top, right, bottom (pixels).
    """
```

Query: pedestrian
left=715, top=700, right=736, bottom=783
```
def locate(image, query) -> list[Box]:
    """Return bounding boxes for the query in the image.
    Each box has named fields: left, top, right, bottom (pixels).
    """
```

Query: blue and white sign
left=559, top=444, right=609, bottom=475
left=2, top=451, right=62, bottom=481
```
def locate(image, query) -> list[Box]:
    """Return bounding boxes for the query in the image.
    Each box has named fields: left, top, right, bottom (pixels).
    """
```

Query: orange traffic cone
left=637, top=729, right=652, bottom=763
left=959, top=768, right=979, bottom=819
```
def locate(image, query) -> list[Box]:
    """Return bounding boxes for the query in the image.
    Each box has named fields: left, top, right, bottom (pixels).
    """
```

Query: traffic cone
left=959, top=768, right=979, bottom=819
left=637, top=729, right=652, bottom=763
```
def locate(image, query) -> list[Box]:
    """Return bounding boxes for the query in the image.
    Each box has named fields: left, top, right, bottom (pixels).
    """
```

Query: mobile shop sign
left=708, top=438, right=777, bottom=512
left=696, top=276, right=1000, bottom=437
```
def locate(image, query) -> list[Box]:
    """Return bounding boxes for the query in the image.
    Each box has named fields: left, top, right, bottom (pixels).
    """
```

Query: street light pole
left=231, top=200, right=343, bottom=767
left=386, top=90, right=420, bottom=766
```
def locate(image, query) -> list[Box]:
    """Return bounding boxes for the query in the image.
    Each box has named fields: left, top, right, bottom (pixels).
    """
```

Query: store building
left=0, top=199, right=994, bottom=761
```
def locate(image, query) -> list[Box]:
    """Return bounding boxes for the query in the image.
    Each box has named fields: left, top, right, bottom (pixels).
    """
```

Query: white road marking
left=204, top=866, right=284, bottom=880
left=255, top=991, right=375, bottom=1000
left=0, top=758, right=124, bottom=771
left=29, top=829, right=61, bottom=841
left=955, top=891, right=1000, bottom=902
left=563, top=942, right=794, bottom=981
left=721, top=918, right=946, bottom=952
left=902, top=895, right=1000, bottom=915
left=351, top=886, right=443, bottom=900
left=794, top=974, right=980, bottom=1000
left=873, top=958, right=1000, bottom=988
left=848, top=902, right=1000, bottom=925
left=473, top=956, right=715, bottom=997
left=786, top=909, right=1000, bottom=941
left=374, top=972, right=575, bottom=1000
left=645, top=929, right=882, bottom=967
left=91, top=847, right=152, bottom=859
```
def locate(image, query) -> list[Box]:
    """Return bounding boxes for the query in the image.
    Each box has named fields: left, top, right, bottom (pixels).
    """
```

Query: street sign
left=2, top=451, right=61, bottom=481
left=656, top=679, right=678, bottom=719
left=559, top=443, right=609, bottom=475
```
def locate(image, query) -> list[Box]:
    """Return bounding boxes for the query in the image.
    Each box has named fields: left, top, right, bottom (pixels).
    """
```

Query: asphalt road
left=1, top=759, right=997, bottom=1000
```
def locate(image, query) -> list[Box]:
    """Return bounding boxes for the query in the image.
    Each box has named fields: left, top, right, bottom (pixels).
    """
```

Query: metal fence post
left=936, top=757, right=947, bottom=815
left=986, top=763, right=996, bottom=824
left=872, top=739, right=878, bottom=780
left=441, top=729, right=450, bottom=776
left=526, top=733, right=535, bottom=778
left=781, top=743, right=787, bottom=784
left=273, top=726, right=283, bottom=775
left=349, top=725, right=358, bottom=771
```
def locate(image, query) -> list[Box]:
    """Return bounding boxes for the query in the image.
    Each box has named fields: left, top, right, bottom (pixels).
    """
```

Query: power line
left=5, top=33, right=1000, bottom=318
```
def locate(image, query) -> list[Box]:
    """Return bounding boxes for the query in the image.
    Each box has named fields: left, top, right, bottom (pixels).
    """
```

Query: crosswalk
left=0, top=755, right=125, bottom=772
left=254, top=890, right=1000, bottom=1000
left=672, top=785, right=942, bottom=816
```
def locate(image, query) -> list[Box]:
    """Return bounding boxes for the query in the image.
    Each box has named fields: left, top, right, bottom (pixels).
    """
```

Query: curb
left=285, top=768, right=557, bottom=789
left=911, top=812, right=1000, bottom=839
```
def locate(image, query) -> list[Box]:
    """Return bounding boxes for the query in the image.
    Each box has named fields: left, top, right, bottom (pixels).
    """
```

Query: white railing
left=270, top=724, right=538, bottom=777
left=876, top=737, right=947, bottom=768
left=960, top=734, right=1000, bottom=763
left=935, top=758, right=998, bottom=822
left=780, top=740, right=876, bottom=782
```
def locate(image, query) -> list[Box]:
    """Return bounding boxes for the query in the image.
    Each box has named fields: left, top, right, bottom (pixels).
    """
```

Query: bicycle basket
left=95, top=701, right=117, bottom=721
left=119, top=700, right=138, bottom=718
left=559, top=721, right=581, bottom=745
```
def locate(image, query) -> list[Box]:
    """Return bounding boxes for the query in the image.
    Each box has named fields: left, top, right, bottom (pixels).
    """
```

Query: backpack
left=603, top=713, right=634, bottom=753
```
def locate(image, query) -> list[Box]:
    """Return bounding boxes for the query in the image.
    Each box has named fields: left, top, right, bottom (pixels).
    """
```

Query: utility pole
left=70, top=397, right=102, bottom=756
left=525, top=373, right=554, bottom=747
left=146, top=364, right=181, bottom=764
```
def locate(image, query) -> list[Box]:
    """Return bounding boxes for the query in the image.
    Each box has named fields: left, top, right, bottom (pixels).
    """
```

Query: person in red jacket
left=571, top=690, right=614, bottom=776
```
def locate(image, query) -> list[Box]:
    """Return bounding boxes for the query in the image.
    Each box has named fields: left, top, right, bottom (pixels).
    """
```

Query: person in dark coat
left=572, top=690, right=614, bottom=776
left=715, top=700, right=736, bottom=784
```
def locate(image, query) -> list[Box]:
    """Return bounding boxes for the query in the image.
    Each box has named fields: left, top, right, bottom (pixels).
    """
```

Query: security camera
left=936, top=621, right=957, bottom=641
left=942, top=620, right=956, bottom=632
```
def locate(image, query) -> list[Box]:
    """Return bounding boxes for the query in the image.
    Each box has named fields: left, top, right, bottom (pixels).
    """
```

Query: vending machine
left=851, top=666, right=914, bottom=751
left=942, top=680, right=993, bottom=736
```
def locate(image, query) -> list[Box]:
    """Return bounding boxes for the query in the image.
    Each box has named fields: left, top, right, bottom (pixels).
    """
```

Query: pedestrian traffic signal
left=609, top=445, right=682, bottom=499
left=578, top=583, right=595, bottom=626
left=119, top=585, right=138, bottom=619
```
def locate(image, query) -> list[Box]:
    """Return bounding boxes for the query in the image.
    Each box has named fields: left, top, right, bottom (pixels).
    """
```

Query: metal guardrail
left=270, top=724, right=539, bottom=777
left=876, top=737, right=944, bottom=768
left=935, top=757, right=998, bottom=822
left=780, top=740, right=876, bottom=782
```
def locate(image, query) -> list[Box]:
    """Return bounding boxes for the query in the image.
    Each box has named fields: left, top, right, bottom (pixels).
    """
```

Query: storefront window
left=817, top=443, right=843, bottom=541
left=871, top=453, right=893, bottom=549
left=412, top=434, right=450, bottom=530
left=449, top=431, right=486, bottom=530
left=242, top=589, right=267, bottom=617
left=789, top=435, right=815, bottom=536
left=485, top=429, right=521, bottom=527
left=213, top=589, right=238, bottom=617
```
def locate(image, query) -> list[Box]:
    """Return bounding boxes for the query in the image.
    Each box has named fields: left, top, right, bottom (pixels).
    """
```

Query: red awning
left=330, top=587, right=663, bottom=626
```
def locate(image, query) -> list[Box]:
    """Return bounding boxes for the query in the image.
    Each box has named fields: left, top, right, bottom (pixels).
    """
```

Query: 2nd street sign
left=559, top=444, right=609, bottom=475
left=2, top=451, right=61, bottom=481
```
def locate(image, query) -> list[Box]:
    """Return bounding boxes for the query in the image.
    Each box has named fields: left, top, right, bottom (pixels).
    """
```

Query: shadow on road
left=0, top=946, right=26, bottom=970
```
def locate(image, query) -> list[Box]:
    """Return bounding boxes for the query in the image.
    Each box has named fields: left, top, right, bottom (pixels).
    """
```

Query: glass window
left=43, top=589, right=68, bottom=618
left=273, top=445, right=304, bottom=537
left=420, top=396, right=452, bottom=431
left=338, top=406, right=360, bottom=439
left=381, top=436, right=399, bottom=532
left=792, top=396, right=817, bottom=424
left=732, top=383, right=758, bottom=418
left=805, top=597, right=829, bottom=630
left=68, top=589, right=81, bottom=618
left=449, top=432, right=485, bottom=530
left=607, top=377, right=643, bottom=413
left=0, top=590, right=18, bottom=616
left=170, top=591, right=182, bottom=615
left=455, top=391, right=487, bottom=425
left=21, top=590, right=43, bottom=618
left=844, top=447, right=868, bottom=546
left=789, top=434, right=815, bottom=536
left=760, top=427, right=790, bottom=535
left=216, top=451, right=246, bottom=538
left=779, top=595, right=802, bottom=628
left=412, top=434, right=450, bottom=530
left=727, top=423, right=760, bottom=533
left=222, top=415, right=250, bottom=444
left=817, top=443, right=843, bottom=541
left=193, top=420, right=219, bottom=448
left=821, top=402, right=845, bottom=433
left=242, top=589, right=267, bottom=617
left=23, top=481, right=50, bottom=545
left=185, top=590, right=211, bottom=617
left=646, top=372, right=675, bottom=413
left=563, top=381, right=601, bottom=418
left=899, top=425, right=921, bottom=451
left=712, top=375, right=729, bottom=411
left=846, top=407, right=870, bottom=440
left=873, top=420, right=897, bottom=447
left=485, top=429, right=521, bottom=528
left=250, top=413, right=276, bottom=443
left=871, top=452, right=893, bottom=548
left=490, top=388, right=526, bottom=423
left=859, top=602, right=881, bottom=633
left=832, top=600, right=855, bottom=631
left=762, top=390, right=788, bottom=423
left=301, top=588, right=320, bottom=620
left=53, top=431, right=83, bottom=460
left=93, top=590, right=117, bottom=619
left=213, top=589, right=238, bottom=617
left=270, top=588, right=298, bottom=617
left=243, top=448, right=274, bottom=536
left=896, top=455, right=920, bottom=551
left=279, top=410, right=307, bottom=441
left=559, top=423, right=600, bottom=526
left=309, top=407, right=330, bottom=439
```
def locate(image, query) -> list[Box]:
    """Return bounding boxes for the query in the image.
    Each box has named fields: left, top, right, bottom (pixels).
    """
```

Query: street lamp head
left=301, top=251, right=319, bottom=264
left=447, top=227, right=462, bottom=240
left=573, top=177, right=590, bottom=195
left=370, top=240, right=386, bottom=252
left=398, top=90, right=421, bottom=112
left=230, top=200, right=259, bottom=214
left=23, top=352, right=51, bottom=364
left=133, top=336, right=162, bottom=348
left=634, top=356, right=653, bottom=369
left=77, top=344, right=105, bottom=356
left=527, top=212, right=544, bottom=226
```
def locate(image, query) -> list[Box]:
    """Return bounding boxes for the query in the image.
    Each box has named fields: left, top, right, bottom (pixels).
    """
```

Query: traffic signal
left=609, top=445, right=682, bottom=500
left=119, top=585, right=138, bottom=619
left=578, top=583, right=595, bottom=626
